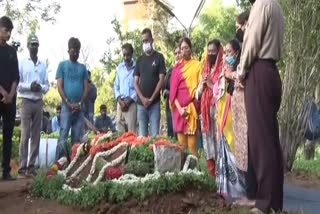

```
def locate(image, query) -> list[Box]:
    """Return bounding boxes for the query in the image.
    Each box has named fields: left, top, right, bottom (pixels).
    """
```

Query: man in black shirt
left=134, top=28, right=165, bottom=137
left=0, top=16, right=19, bottom=180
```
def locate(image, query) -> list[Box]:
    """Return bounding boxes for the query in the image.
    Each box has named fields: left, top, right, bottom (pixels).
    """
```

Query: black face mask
left=236, top=30, right=244, bottom=43
left=208, top=54, right=217, bottom=67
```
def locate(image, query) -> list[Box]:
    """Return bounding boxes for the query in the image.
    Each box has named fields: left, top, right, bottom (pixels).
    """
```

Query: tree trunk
left=303, top=140, right=315, bottom=160
left=280, top=125, right=301, bottom=172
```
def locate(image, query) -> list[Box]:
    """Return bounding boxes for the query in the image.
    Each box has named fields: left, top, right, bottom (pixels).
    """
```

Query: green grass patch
left=31, top=170, right=215, bottom=209
left=293, top=146, right=320, bottom=177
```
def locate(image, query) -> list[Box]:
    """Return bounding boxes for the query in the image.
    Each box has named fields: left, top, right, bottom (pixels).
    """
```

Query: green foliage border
left=31, top=171, right=215, bottom=208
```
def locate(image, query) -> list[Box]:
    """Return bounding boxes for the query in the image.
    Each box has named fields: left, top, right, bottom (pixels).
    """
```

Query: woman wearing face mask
left=195, top=39, right=223, bottom=176
left=215, top=39, right=248, bottom=200
left=169, top=38, right=202, bottom=156
left=235, top=11, right=250, bottom=44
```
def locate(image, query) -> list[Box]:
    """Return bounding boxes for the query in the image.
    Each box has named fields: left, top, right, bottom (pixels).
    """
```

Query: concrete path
left=284, top=184, right=320, bottom=214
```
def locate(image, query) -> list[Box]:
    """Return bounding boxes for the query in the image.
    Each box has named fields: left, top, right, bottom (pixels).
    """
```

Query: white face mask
left=143, top=42, right=152, bottom=53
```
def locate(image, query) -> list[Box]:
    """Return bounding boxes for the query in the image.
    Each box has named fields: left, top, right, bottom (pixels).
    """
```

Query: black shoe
left=2, top=174, right=16, bottom=181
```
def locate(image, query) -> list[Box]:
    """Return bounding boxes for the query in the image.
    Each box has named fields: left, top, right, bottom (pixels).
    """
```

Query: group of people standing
left=115, top=0, right=284, bottom=213
left=0, top=0, right=285, bottom=213
left=168, top=0, right=284, bottom=213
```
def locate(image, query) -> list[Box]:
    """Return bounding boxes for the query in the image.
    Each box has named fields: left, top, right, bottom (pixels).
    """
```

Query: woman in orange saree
left=169, top=38, right=202, bottom=156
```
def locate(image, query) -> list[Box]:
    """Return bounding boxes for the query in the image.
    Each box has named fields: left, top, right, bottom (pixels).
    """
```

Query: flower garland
left=91, top=132, right=113, bottom=146
left=112, top=169, right=203, bottom=185
left=58, top=144, right=84, bottom=177
left=47, top=157, right=68, bottom=177
left=89, top=132, right=136, bottom=156
left=86, top=142, right=128, bottom=182
left=149, top=138, right=184, bottom=152
left=62, top=169, right=204, bottom=192
left=93, top=148, right=128, bottom=185
left=69, top=155, right=93, bottom=179
left=182, top=155, right=199, bottom=172
left=130, top=136, right=152, bottom=147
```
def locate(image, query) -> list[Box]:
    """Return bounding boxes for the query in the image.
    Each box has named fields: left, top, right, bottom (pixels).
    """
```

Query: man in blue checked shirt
left=114, top=43, right=137, bottom=133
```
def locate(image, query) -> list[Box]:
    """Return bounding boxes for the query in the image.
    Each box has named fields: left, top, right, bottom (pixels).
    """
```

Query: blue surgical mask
left=226, top=55, right=237, bottom=66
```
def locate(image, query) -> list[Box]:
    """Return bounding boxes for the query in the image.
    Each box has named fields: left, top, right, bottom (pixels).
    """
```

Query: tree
left=191, top=0, right=238, bottom=59
left=43, top=83, right=61, bottom=111
left=79, top=43, right=92, bottom=69
left=278, top=0, right=320, bottom=171
left=91, top=67, right=117, bottom=114
left=0, top=0, right=61, bottom=35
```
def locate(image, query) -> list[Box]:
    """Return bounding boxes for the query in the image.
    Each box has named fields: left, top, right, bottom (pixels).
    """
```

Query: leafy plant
left=123, top=161, right=152, bottom=177
left=31, top=171, right=215, bottom=208
left=127, top=139, right=155, bottom=164
left=0, top=127, right=21, bottom=161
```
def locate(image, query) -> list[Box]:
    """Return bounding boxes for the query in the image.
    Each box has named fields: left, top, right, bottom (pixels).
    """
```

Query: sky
left=13, top=0, right=236, bottom=82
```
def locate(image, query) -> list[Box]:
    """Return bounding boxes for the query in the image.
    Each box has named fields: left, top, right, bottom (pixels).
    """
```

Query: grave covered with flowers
left=32, top=132, right=214, bottom=208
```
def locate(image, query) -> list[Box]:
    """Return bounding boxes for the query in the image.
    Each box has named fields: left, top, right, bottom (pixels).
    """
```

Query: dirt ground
left=0, top=171, right=318, bottom=214
left=285, top=171, right=320, bottom=190
left=0, top=178, right=242, bottom=214
left=0, top=178, right=86, bottom=214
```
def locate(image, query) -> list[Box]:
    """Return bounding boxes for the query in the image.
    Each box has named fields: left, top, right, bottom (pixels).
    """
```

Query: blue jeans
left=55, top=102, right=84, bottom=160
left=137, top=101, right=160, bottom=137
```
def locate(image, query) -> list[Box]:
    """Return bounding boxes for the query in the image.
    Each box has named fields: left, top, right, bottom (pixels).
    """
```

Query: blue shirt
left=114, top=61, right=137, bottom=101
left=55, top=60, right=88, bottom=102
left=94, top=115, right=115, bottom=132
left=51, top=116, right=60, bottom=132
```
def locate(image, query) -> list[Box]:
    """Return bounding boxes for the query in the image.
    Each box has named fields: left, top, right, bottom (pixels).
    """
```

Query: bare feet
left=250, top=208, right=266, bottom=214
left=233, top=197, right=256, bottom=208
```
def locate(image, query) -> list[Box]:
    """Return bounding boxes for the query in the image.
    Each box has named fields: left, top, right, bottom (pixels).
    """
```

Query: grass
left=293, top=146, right=320, bottom=177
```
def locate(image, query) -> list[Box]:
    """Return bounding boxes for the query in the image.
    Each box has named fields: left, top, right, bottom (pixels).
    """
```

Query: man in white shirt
left=17, top=35, right=49, bottom=178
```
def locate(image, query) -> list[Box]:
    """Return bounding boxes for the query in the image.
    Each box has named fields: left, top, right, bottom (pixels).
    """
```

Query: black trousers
left=165, top=99, right=176, bottom=138
left=245, top=59, right=284, bottom=213
left=0, top=99, right=16, bottom=175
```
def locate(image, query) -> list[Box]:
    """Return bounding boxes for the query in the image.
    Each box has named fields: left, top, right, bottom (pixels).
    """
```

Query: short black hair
left=122, top=43, right=134, bottom=54
left=228, top=39, right=241, bottom=53
left=179, top=37, right=192, bottom=49
left=207, top=39, right=221, bottom=50
left=68, top=37, right=81, bottom=50
left=141, top=28, right=153, bottom=38
left=56, top=105, right=61, bottom=111
left=237, top=11, right=250, bottom=25
left=0, top=16, right=14, bottom=30
left=100, top=104, right=107, bottom=110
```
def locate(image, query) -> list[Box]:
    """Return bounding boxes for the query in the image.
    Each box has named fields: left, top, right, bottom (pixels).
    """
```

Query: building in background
left=121, top=0, right=173, bottom=31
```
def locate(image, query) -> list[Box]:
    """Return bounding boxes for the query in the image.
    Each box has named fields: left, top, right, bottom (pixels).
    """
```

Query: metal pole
left=154, top=0, right=188, bottom=36
left=154, top=0, right=206, bottom=39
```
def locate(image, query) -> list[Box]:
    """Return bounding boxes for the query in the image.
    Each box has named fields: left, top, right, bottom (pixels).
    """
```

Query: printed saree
left=215, top=79, right=247, bottom=200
